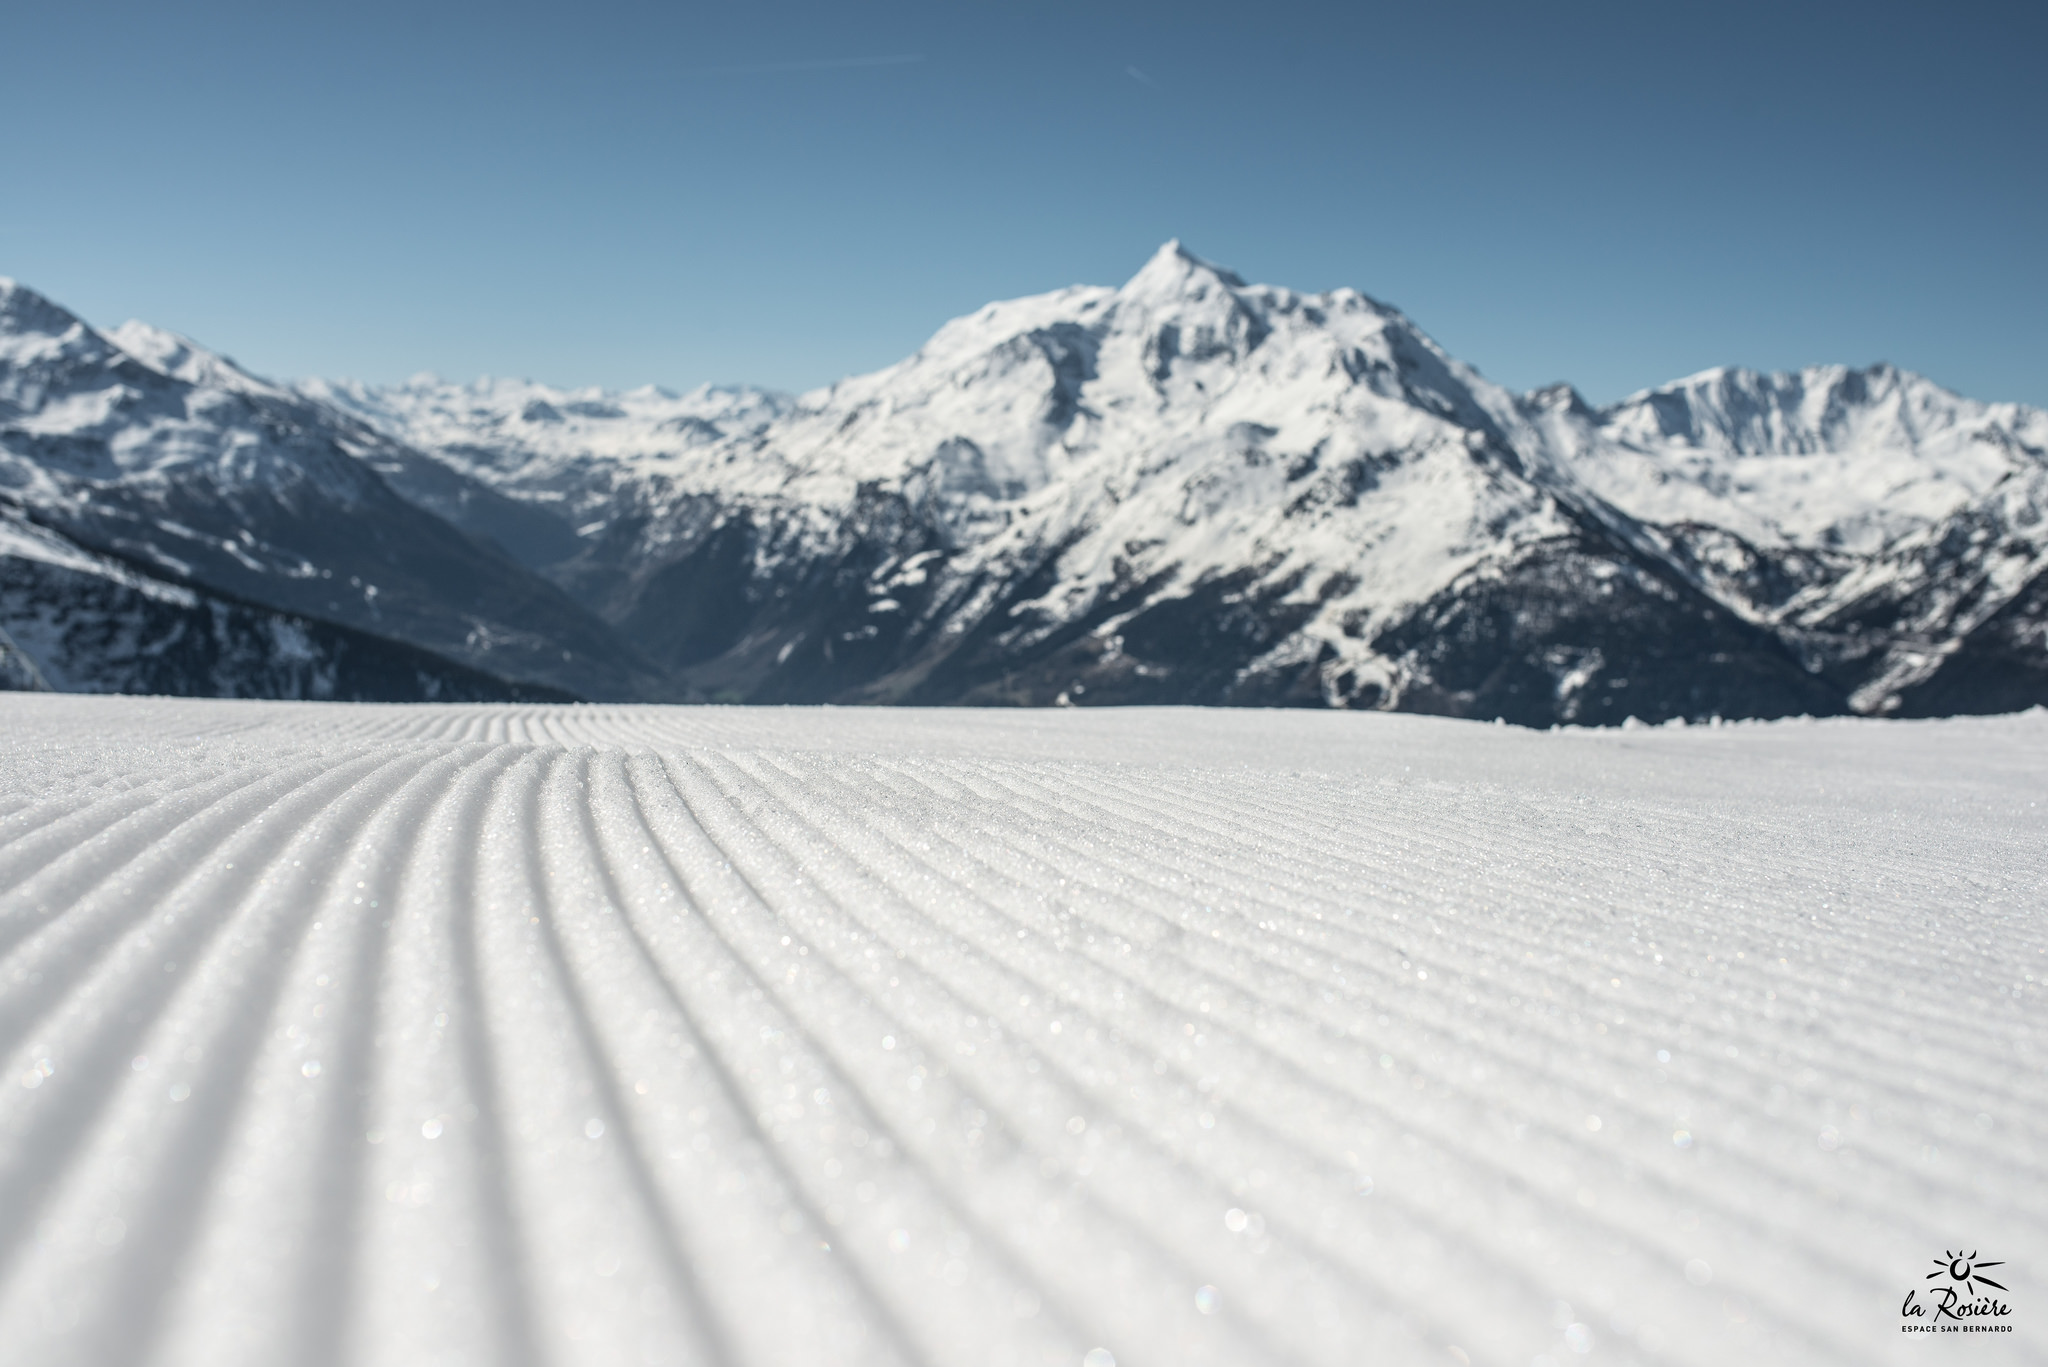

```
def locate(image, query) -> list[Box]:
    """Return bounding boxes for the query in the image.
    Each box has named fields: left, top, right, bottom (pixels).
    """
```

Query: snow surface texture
left=2, top=696, right=2043, bottom=1367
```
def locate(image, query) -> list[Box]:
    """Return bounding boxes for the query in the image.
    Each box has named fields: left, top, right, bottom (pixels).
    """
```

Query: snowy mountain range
left=4, top=245, right=2045, bottom=719
left=0, top=281, right=651, bottom=701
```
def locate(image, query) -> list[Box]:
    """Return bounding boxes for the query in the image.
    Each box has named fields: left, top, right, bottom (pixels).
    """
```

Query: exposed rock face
left=0, top=506, right=568, bottom=701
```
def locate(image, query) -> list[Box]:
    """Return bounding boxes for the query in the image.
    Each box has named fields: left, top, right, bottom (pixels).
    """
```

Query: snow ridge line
left=1019, top=758, right=2024, bottom=1126
left=639, top=748, right=1137, bottom=1366
left=581, top=751, right=936, bottom=1367
left=703, top=749, right=1542, bottom=1362
left=653, top=751, right=1380, bottom=1366
left=722, top=751, right=1833, bottom=1358
left=0, top=698, right=2042, bottom=1367
left=0, top=744, right=473, bottom=1366
left=623, top=748, right=1054, bottom=1366
left=1043, top=755, right=2025, bottom=1079
left=62, top=743, right=498, bottom=1367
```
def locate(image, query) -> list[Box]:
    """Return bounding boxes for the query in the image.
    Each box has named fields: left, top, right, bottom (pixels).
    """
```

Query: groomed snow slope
left=0, top=698, right=2042, bottom=1367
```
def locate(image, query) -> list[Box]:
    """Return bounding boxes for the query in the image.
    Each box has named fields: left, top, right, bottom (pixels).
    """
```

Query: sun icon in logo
left=1928, top=1251, right=2007, bottom=1296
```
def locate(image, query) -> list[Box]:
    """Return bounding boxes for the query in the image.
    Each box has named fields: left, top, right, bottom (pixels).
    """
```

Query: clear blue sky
left=4, top=0, right=2043, bottom=406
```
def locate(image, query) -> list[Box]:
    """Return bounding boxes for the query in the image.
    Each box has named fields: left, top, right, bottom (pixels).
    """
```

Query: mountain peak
left=1121, top=240, right=1249, bottom=301
left=0, top=277, right=89, bottom=339
left=1525, top=382, right=1595, bottom=418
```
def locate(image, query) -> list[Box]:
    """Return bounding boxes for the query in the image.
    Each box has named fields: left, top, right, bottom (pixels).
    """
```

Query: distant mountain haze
left=5, top=246, right=2045, bottom=720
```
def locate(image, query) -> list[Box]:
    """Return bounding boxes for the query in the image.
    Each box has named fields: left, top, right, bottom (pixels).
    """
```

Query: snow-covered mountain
left=6, top=247, right=2044, bottom=719
left=1528, top=364, right=2048, bottom=710
left=310, top=242, right=2048, bottom=720
left=0, top=279, right=657, bottom=699
left=1560, top=363, right=2039, bottom=552
left=301, top=374, right=790, bottom=504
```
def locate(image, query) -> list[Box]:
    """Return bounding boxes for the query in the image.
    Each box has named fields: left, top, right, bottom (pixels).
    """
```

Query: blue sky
left=4, top=0, right=2043, bottom=405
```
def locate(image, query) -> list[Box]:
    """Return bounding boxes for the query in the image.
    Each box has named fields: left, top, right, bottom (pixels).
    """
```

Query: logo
left=1902, top=1250, right=2014, bottom=1334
